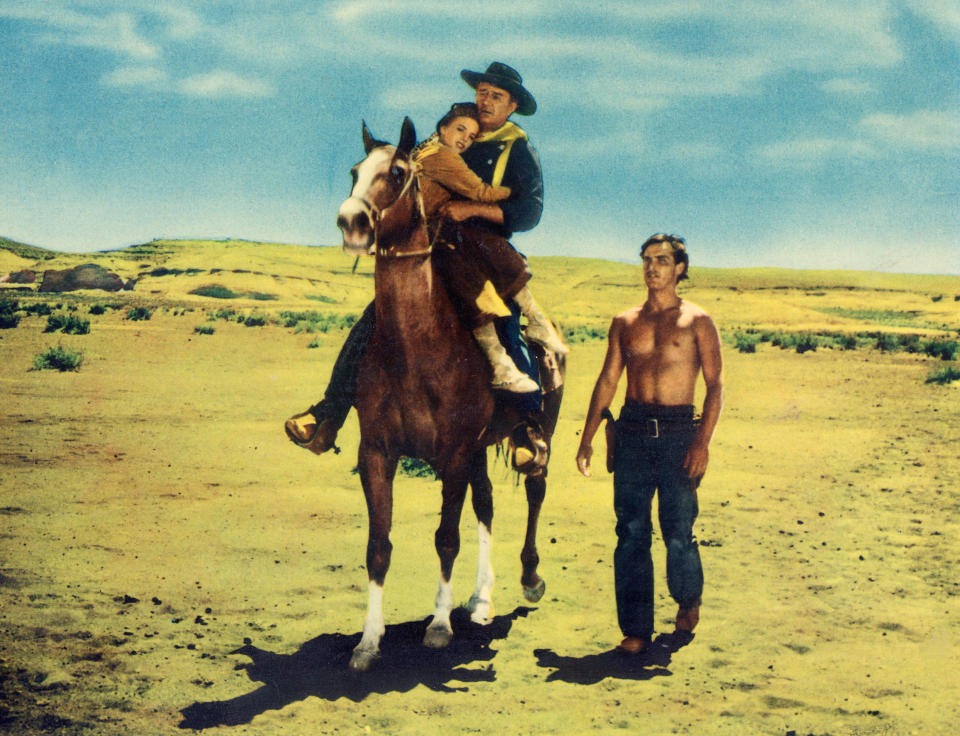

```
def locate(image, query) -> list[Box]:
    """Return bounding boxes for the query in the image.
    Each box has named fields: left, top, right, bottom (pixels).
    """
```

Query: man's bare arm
left=683, top=313, right=724, bottom=479
left=576, top=317, right=626, bottom=477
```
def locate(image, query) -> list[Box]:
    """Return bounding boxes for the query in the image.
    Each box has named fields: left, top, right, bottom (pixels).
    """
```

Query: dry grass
left=1, top=241, right=959, bottom=735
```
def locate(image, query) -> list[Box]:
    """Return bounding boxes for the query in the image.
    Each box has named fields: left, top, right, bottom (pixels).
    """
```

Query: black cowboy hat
left=460, top=62, right=537, bottom=116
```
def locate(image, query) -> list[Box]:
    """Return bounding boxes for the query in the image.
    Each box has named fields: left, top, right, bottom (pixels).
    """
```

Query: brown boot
left=676, top=605, right=700, bottom=633
left=284, top=411, right=339, bottom=455
left=616, top=636, right=649, bottom=654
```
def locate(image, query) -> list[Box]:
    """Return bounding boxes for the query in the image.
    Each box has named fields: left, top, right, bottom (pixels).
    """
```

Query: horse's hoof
left=523, top=578, right=546, bottom=603
left=349, top=647, right=381, bottom=672
left=423, top=625, right=453, bottom=649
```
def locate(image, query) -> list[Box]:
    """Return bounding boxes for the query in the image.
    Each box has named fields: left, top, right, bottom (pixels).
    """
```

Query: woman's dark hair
left=435, top=102, right=479, bottom=134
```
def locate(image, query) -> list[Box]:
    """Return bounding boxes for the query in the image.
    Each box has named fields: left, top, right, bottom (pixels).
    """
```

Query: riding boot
left=513, top=287, right=569, bottom=355
left=473, top=323, right=539, bottom=393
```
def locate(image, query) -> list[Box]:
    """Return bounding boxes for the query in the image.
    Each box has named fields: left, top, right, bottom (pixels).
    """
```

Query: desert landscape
left=1, top=237, right=958, bottom=735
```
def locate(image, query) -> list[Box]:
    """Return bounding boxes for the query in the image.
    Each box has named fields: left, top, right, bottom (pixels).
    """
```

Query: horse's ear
left=362, top=121, right=376, bottom=153
left=362, top=120, right=387, bottom=154
left=397, top=116, right=416, bottom=157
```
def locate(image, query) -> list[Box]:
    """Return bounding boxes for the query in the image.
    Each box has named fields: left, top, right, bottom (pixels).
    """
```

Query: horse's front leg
left=351, top=446, right=397, bottom=671
left=521, top=473, right=547, bottom=602
left=424, top=461, right=470, bottom=648
left=467, top=449, right=495, bottom=624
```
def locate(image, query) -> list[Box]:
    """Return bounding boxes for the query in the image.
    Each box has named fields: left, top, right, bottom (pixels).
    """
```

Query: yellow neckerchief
left=474, top=122, right=527, bottom=187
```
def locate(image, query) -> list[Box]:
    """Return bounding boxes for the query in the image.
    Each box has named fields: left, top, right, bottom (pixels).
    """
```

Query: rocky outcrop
left=39, top=264, right=127, bottom=292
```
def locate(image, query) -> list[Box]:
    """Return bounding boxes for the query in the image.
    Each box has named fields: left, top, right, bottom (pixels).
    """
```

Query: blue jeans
left=613, top=402, right=703, bottom=639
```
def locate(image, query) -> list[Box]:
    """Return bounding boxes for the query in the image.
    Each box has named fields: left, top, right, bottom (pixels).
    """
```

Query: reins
left=374, top=157, right=435, bottom=259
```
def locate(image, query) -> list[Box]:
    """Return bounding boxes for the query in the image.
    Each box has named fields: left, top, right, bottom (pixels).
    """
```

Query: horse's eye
left=390, top=166, right=403, bottom=180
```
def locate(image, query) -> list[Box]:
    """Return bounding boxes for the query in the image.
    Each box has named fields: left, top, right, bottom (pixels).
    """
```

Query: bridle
left=347, top=151, right=433, bottom=259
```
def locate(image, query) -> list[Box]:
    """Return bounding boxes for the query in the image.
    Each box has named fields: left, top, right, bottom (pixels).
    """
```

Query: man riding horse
left=286, top=62, right=560, bottom=458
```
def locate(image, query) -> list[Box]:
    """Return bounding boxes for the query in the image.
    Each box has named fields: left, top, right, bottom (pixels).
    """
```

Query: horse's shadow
left=178, top=606, right=534, bottom=730
left=534, top=631, right=694, bottom=684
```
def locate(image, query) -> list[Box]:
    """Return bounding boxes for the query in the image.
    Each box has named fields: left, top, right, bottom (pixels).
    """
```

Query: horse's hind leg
left=521, top=473, right=546, bottom=602
left=424, top=460, right=470, bottom=648
left=350, top=447, right=397, bottom=671
left=467, top=450, right=494, bottom=624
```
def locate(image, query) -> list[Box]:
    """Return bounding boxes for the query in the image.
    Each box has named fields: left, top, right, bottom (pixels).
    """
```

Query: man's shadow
left=534, top=631, right=694, bottom=684
left=179, top=606, right=534, bottom=730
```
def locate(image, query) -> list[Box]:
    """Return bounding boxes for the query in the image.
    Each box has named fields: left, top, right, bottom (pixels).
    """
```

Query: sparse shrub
left=127, top=306, right=152, bottom=321
left=44, top=314, right=90, bottom=335
left=247, top=292, right=278, bottom=301
left=279, top=310, right=357, bottom=333
left=0, top=298, right=21, bottom=328
left=931, top=295, right=943, bottom=302
left=194, top=324, right=215, bottom=335
left=837, top=334, right=859, bottom=350
left=190, top=285, right=238, bottom=299
left=307, top=337, right=322, bottom=348
left=22, top=302, right=52, bottom=316
left=212, top=309, right=236, bottom=321
left=89, top=304, right=107, bottom=315
left=874, top=333, right=897, bottom=352
left=794, top=335, right=818, bottom=354
left=923, top=339, right=958, bottom=361
left=897, top=334, right=922, bottom=353
left=308, top=294, right=338, bottom=304
left=925, top=365, right=960, bottom=385
left=33, top=345, right=84, bottom=372
left=733, top=332, right=761, bottom=353
left=242, top=314, right=267, bottom=327
left=399, top=456, right=437, bottom=479
left=563, top=324, right=607, bottom=343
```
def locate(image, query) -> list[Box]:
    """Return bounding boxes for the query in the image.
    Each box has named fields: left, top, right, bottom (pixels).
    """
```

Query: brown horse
left=336, top=118, right=564, bottom=671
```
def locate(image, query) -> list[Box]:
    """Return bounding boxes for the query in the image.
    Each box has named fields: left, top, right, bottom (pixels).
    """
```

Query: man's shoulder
left=613, top=305, right=645, bottom=326
left=680, top=299, right=714, bottom=321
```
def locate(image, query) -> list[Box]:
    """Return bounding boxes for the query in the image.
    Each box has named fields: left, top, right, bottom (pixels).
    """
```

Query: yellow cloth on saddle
left=474, top=122, right=528, bottom=187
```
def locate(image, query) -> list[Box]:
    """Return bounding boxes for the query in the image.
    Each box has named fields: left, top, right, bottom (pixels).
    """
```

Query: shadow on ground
left=179, top=606, right=534, bottom=730
left=534, top=631, right=694, bottom=684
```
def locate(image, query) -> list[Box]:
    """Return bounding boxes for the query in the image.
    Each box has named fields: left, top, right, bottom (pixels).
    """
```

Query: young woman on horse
left=415, top=102, right=567, bottom=393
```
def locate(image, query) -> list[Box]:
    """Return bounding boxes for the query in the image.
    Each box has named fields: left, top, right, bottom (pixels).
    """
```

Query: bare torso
left=617, top=299, right=708, bottom=406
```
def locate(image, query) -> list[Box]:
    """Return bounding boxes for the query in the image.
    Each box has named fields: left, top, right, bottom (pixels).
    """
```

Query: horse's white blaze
left=354, top=147, right=393, bottom=197
left=468, top=522, right=495, bottom=623
left=357, top=581, right=385, bottom=653
left=428, top=576, right=454, bottom=635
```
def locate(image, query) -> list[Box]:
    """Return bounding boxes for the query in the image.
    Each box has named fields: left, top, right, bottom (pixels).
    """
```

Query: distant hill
left=0, top=236, right=59, bottom=261
left=2, top=237, right=958, bottom=335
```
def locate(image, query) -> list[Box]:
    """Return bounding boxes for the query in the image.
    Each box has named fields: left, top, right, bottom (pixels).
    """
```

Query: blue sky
left=2, top=1, right=958, bottom=274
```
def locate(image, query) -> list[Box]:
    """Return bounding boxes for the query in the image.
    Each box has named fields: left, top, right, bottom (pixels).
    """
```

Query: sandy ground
left=1, top=304, right=958, bottom=735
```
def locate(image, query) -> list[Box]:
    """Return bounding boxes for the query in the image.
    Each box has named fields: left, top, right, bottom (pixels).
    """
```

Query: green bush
left=190, top=285, right=238, bottom=299
left=242, top=314, right=268, bottom=327
left=307, top=337, right=322, bottom=348
left=33, top=345, right=84, bottom=372
left=247, top=292, right=278, bottom=301
left=923, top=339, right=958, bottom=361
left=44, top=314, right=90, bottom=335
left=794, top=334, right=819, bottom=354
left=874, top=333, right=897, bottom=352
left=194, top=324, right=215, bottom=335
left=89, top=304, right=107, bottom=315
left=562, top=324, right=607, bottom=343
left=23, top=302, right=52, bottom=316
left=212, top=309, right=237, bottom=321
left=399, top=456, right=438, bottom=479
left=0, top=298, right=20, bottom=328
left=836, top=334, right=859, bottom=350
left=733, top=332, right=761, bottom=353
left=127, top=306, right=152, bottom=321
left=925, top=365, right=960, bottom=385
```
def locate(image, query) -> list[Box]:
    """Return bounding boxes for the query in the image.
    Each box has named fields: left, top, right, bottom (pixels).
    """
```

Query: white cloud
left=903, top=0, right=960, bottom=43
left=177, top=70, right=275, bottom=99
left=860, top=110, right=960, bottom=150
left=102, top=65, right=167, bottom=89
left=1, top=5, right=160, bottom=61
left=820, top=77, right=876, bottom=95
left=755, top=137, right=879, bottom=166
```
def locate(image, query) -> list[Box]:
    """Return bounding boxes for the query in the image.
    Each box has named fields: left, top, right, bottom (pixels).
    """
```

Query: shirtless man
left=576, top=234, right=723, bottom=654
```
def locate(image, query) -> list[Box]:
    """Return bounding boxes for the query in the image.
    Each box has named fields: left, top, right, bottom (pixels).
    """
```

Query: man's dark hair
left=435, top=102, right=480, bottom=134
left=640, top=233, right=689, bottom=281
